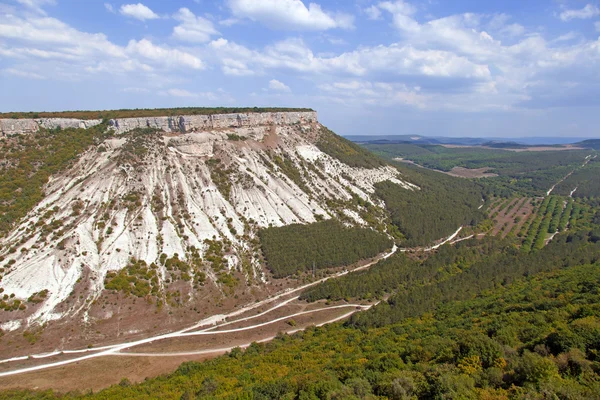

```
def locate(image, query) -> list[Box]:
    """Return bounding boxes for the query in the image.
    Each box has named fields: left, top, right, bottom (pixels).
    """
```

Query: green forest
left=554, top=157, right=600, bottom=198
left=374, top=165, right=485, bottom=246
left=364, top=143, right=597, bottom=197
left=259, top=220, right=393, bottom=278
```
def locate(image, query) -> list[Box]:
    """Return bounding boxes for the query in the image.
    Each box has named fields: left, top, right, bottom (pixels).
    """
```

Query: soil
left=0, top=301, right=363, bottom=393
left=445, top=167, right=498, bottom=178
left=489, top=197, right=535, bottom=238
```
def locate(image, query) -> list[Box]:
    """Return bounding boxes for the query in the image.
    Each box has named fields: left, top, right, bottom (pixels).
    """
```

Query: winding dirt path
left=0, top=224, right=470, bottom=379
left=0, top=246, right=397, bottom=377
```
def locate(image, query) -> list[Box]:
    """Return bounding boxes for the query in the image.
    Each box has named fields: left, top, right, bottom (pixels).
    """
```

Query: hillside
left=0, top=110, right=485, bottom=364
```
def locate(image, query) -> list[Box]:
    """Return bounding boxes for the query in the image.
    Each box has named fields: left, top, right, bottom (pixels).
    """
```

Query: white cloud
left=0, top=15, right=125, bottom=58
left=227, top=0, right=354, bottom=30
left=0, top=12, right=205, bottom=78
left=122, top=87, right=150, bottom=93
left=268, top=79, right=291, bottom=92
left=172, top=8, right=219, bottom=43
left=3, top=68, right=45, bottom=79
left=318, top=80, right=426, bottom=108
left=126, top=39, right=205, bottom=70
left=162, top=88, right=198, bottom=97
left=209, top=37, right=490, bottom=79
left=16, top=0, right=55, bottom=14
left=559, top=4, right=600, bottom=21
left=364, top=5, right=382, bottom=20
left=119, top=3, right=159, bottom=21
left=104, top=3, right=114, bottom=13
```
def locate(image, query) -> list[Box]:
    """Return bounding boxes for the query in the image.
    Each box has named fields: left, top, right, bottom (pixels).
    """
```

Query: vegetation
left=104, top=258, right=160, bottom=298
left=316, top=127, right=386, bottom=169
left=226, top=134, right=247, bottom=141
left=206, top=159, right=235, bottom=200
left=554, top=157, right=600, bottom=198
left=117, top=128, right=161, bottom=166
left=0, top=123, right=108, bottom=235
left=271, top=154, right=308, bottom=192
left=350, top=229, right=600, bottom=329
left=3, top=122, right=600, bottom=399
left=365, top=143, right=594, bottom=196
left=578, top=139, right=600, bottom=150
left=0, top=107, right=314, bottom=120
left=6, top=233, right=600, bottom=398
left=259, top=220, right=393, bottom=278
left=301, top=238, right=496, bottom=302
left=375, top=165, right=484, bottom=246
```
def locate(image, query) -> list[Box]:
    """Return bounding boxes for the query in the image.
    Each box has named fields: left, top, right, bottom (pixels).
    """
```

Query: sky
left=0, top=0, right=600, bottom=138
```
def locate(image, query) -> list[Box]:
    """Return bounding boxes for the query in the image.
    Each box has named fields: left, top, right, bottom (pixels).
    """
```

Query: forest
left=0, top=107, right=314, bottom=120
left=553, top=157, right=600, bottom=198
left=300, top=237, right=501, bottom=303
left=364, top=143, right=596, bottom=197
left=259, top=220, right=393, bottom=278
left=374, top=164, right=485, bottom=246
left=349, top=229, right=600, bottom=329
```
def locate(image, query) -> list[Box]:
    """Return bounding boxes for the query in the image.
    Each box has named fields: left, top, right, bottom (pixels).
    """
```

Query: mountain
left=0, top=111, right=417, bottom=348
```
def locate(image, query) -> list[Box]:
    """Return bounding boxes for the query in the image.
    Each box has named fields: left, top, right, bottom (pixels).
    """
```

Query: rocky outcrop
left=0, top=118, right=102, bottom=136
left=107, top=111, right=317, bottom=134
left=0, top=112, right=318, bottom=136
left=0, top=119, right=40, bottom=136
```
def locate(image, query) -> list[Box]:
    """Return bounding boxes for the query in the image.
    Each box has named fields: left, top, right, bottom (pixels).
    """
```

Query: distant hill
left=346, top=135, right=596, bottom=146
left=578, top=139, right=600, bottom=150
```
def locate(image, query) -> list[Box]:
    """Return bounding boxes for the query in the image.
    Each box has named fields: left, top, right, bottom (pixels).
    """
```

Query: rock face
left=0, top=112, right=317, bottom=136
left=0, top=118, right=102, bottom=136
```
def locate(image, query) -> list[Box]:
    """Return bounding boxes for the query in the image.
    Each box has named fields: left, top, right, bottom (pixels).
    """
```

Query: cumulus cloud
left=559, top=4, right=600, bottom=21
left=0, top=12, right=205, bottom=79
left=227, top=0, right=354, bottom=30
left=318, top=80, right=426, bottom=108
left=268, top=79, right=291, bottom=92
left=126, top=39, right=205, bottom=69
left=209, top=37, right=490, bottom=79
left=4, top=0, right=600, bottom=116
left=104, top=3, right=114, bottom=13
left=119, top=3, right=159, bottom=21
left=172, top=8, right=219, bottom=43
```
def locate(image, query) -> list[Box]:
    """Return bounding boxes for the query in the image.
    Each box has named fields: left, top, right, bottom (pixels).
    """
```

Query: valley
left=0, top=109, right=598, bottom=399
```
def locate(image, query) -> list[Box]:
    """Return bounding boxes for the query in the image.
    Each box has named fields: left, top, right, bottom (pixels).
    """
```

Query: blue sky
left=1, top=0, right=600, bottom=137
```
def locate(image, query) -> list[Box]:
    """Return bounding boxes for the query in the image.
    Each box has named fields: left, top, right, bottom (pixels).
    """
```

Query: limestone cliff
left=0, top=112, right=413, bottom=337
left=0, top=111, right=317, bottom=136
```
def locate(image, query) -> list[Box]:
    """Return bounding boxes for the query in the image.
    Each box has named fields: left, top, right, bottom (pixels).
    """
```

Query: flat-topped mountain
left=0, top=109, right=418, bottom=353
